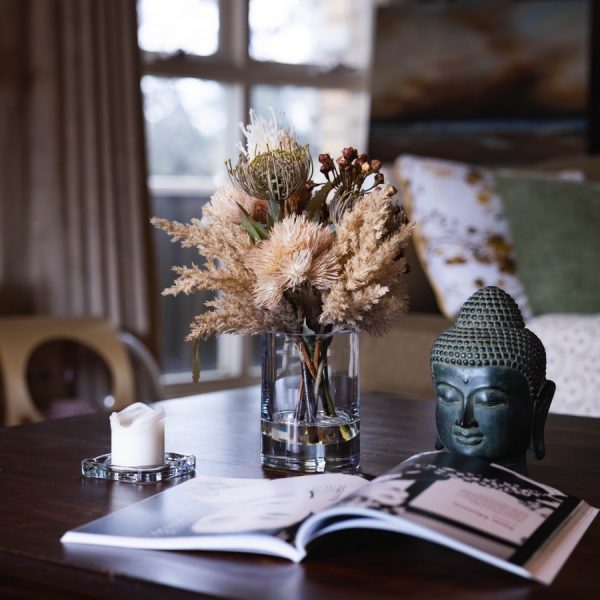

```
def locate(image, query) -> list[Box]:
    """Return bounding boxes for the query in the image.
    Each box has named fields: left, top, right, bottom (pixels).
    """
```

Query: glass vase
left=261, top=331, right=360, bottom=473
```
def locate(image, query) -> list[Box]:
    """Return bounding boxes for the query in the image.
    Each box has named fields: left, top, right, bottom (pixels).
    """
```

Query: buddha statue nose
left=455, top=397, right=478, bottom=428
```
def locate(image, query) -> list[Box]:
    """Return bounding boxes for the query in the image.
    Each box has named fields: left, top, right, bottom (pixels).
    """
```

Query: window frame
left=140, top=0, right=372, bottom=397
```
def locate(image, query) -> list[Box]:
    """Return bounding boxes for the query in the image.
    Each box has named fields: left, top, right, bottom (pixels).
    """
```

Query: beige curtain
left=0, top=0, right=156, bottom=352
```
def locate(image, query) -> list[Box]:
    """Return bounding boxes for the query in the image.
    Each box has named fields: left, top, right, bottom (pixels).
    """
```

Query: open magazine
left=61, top=451, right=597, bottom=585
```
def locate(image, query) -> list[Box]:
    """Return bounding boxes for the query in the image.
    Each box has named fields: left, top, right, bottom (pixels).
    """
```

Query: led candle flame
left=110, top=403, right=165, bottom=467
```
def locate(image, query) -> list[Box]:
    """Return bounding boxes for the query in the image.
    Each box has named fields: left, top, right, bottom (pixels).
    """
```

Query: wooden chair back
left=0, top=317, right=135, bottom=426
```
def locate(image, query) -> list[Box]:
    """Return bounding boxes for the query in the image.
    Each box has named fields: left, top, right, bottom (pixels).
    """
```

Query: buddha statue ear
left=530, top=379, right=556, bottom=460
left=435, top=434, right=444, bottom=451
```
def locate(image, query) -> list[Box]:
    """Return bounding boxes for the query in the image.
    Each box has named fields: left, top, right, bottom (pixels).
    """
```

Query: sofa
left=360, top=155, right=600, bottom=418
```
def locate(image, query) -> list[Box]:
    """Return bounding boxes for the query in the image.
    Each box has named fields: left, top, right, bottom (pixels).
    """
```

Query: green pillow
left=495, top=175, right=600, bottom=315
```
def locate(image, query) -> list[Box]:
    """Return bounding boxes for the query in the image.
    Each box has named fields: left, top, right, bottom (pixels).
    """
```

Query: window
left=138, top=0, right=374, bottom=394
left=138, top=0, right=219, bottom=56
left=248, top=0, right=372, bottom=69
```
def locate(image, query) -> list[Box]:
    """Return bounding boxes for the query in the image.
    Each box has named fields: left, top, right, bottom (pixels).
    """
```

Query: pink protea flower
left=247, top=215, right=339, bottom=309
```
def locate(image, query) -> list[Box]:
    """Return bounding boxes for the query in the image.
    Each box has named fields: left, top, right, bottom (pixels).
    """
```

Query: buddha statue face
left=431, top=287, right=555, bottom=474
left=434, top=363, right=547, bottom=466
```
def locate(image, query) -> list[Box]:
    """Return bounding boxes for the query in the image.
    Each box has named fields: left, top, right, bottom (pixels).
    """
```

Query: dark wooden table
left=1, top=387, right=599, bottom=599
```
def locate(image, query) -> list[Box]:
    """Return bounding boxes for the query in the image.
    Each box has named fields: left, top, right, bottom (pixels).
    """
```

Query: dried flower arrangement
left=152, top=110, right=414, bottom=385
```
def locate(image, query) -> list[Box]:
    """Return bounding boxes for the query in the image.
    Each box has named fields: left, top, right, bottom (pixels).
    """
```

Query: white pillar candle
left=110, top=403, right=165, bottom=467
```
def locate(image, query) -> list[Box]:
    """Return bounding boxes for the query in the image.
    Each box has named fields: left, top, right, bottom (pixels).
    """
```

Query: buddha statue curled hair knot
left=431, top=286, right=555, bottom=475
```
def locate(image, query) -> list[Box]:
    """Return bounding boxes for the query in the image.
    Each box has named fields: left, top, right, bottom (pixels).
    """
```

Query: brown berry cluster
left=318, top=147, right=384, bottom=193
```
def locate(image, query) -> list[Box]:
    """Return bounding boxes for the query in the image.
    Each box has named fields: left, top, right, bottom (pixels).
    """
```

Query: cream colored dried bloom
left=227, top=109, right=311, bottom=204
left=239, top=108, right=294, bottom=158
left=234, top=146, right=312, bottom=204
left=320, top=185, right=414, bottom=334
left=202, top=184, right=267, bottom=225
left=151, top=213, right=298, bottom=340
left=247, top=215, right=339, bottom=309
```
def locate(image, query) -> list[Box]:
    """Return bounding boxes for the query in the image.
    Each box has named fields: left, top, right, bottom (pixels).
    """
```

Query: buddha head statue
left=431, top=286, right=555, bottom=474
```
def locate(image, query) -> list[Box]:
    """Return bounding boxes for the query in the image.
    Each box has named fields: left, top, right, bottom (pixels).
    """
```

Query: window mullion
left=217, top=334, right=244, bottom=377
left=218, top=0, right=248, bottom=68
left=143, top=53, right=368, bottom=90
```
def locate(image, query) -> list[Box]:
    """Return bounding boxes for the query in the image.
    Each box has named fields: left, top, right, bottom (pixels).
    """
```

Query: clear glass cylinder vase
left=261, top=331, right=360, bottom=473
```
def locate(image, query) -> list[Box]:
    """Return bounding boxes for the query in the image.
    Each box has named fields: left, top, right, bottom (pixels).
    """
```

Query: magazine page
left=297, top=451, right=597, bottom=584
left=61, top=472, right=366, bottom=562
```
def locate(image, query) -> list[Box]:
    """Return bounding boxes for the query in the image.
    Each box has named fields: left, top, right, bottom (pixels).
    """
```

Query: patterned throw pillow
left=527, top=314, right=600, bottom=417
left=395, top=154, right=532, bottom=320
left=496, top=175, right=600, bottom=315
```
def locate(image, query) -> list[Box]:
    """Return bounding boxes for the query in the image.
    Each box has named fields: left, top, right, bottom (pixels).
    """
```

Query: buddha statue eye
left=473, top=388, right=508, bottom=407
left=436, top=383, right=461, bottom=404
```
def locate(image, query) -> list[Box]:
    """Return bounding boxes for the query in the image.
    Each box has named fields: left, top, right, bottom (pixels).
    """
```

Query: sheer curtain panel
left=0, top=0, right=156, bottom=351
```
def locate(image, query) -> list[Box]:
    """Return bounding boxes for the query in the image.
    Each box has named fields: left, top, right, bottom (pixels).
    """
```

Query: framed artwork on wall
left=369, top=0, right=590, bottom=165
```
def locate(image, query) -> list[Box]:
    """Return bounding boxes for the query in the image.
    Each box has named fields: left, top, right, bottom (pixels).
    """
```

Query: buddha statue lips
left=430, top=286, right=555, bottom=475
left=452, top=427, right=484, bottom=446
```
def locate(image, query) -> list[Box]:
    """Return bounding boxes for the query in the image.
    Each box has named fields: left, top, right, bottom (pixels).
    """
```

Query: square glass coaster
left=82, top=452, right=196, bottom=484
